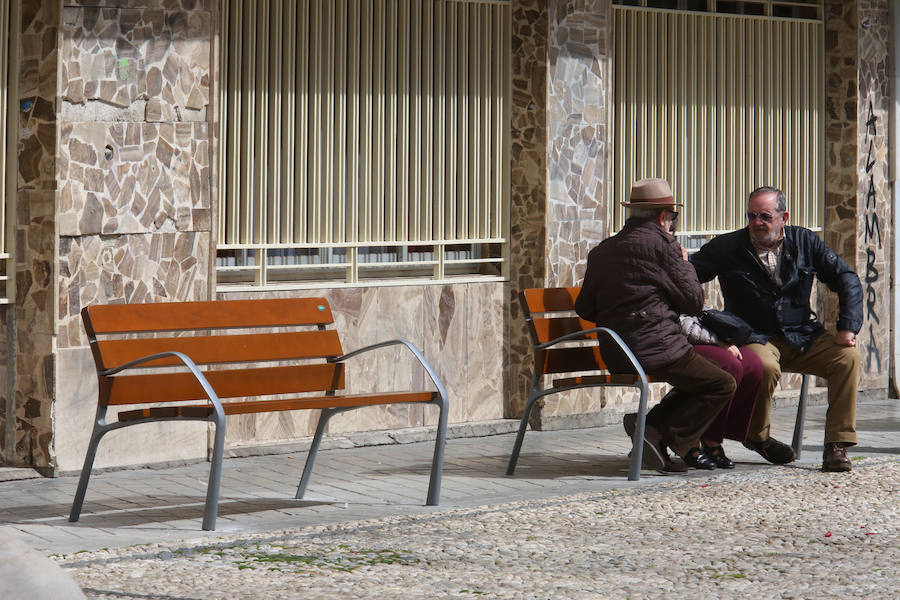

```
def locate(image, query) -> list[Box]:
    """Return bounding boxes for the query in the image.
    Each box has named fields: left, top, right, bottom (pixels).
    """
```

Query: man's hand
left=724, top=344, right=743, bottom=360
left=680, top=246, right=689, bottom=261
left=835, top=330, right=857, bottom=347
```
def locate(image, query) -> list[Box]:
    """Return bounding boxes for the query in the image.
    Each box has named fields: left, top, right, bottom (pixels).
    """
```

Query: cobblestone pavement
left=1, top=398, right=898, bottom=598
left=61, top=456, right=899, bottom=599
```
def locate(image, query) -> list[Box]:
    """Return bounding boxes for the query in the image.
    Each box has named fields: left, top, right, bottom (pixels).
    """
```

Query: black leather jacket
left=690, top=226, right=863, bottom=353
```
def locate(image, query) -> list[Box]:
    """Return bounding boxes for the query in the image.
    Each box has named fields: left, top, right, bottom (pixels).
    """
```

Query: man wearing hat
left=576, top=178, right=735, bottom=472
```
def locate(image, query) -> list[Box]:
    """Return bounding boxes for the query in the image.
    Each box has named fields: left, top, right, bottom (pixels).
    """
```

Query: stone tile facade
left=5, top=0, right=61, bottom=469
left=3, top=0, right=894, bottom=473
left=853, top=0, right=890, bottom=391
left=822, top=0, right=891, bottom=392
left=508, top=0, right=616, bottom=424
left=508, top=0, right=549, bottom=419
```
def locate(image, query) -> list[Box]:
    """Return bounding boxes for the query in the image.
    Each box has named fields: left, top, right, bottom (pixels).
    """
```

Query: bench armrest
left=334, top=340, right=449, bottom=403
left=538, top=326, right=648, bottom=383
left=99, top=351, right=224, bottom=417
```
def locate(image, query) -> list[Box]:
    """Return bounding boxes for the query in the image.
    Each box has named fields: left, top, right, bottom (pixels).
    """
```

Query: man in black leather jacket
left=690, top=186, right=863, bottom=472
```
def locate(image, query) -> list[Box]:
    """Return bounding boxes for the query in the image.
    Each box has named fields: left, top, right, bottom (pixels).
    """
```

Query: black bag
left=699, top=310, right=754, bottom=346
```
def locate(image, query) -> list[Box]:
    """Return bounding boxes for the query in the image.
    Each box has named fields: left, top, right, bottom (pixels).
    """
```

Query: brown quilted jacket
left=575, top=218, right=704, bottom=372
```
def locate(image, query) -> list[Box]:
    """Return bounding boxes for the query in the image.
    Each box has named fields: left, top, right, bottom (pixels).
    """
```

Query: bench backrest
left=519, top=287, right=608, bottom=375
left=82, top=298, right=346, bottom=407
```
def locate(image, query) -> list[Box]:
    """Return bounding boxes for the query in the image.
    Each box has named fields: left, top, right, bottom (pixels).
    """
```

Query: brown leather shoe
left=623, top=414, right=687, bottom=473
left=822, top=442, right=852, bottom=472
left=742, top=436, right=797, bottom=464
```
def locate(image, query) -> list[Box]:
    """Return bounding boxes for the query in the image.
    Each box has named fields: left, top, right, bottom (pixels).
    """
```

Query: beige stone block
left=54, top=347, right=208, bottom=472
left=463, top=283, right=505, bottom=423
left=423, top=284, right=467, bottom=424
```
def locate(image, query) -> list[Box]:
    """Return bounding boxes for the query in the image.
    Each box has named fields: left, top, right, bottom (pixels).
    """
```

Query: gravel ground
left=57, top=456, right=899, bottom=600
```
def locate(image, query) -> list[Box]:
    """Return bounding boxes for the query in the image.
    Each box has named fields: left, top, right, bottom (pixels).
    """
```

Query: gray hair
left=628, top=206, right=667, bottom=220
left=749, top=186, right=786, bottom=212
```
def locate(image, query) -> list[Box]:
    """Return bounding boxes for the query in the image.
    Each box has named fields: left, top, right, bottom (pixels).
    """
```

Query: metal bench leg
left=201, top=411, right=227, bottom=531
left=69, top=422, right=108, bottom=523
left=506, top=389, right=542, bottom=476
left=425, top=394, right=449, bottom=506
left=791, top=374, right=810, bottom=459
left=627, top=381, right=649, bottom=481
left=296, top=408, right=338, bottom=500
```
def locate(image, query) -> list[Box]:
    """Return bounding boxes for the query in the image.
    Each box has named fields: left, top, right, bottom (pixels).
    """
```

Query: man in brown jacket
left=575, top=178, right=735, bottom=472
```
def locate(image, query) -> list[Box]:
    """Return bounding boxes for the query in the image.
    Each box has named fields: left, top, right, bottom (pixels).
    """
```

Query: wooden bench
left=508, top=286, right=811, bottom=477
left=68, top=298, right=449, bottom=530
left=508, top=287, right=654, bottom=481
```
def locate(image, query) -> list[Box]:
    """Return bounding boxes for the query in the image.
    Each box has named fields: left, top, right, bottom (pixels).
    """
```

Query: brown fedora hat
left=621, top=177, right=683, bottom=208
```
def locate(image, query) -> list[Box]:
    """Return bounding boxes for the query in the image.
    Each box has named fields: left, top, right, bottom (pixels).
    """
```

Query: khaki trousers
left=745, top=333, right=859, bottom=446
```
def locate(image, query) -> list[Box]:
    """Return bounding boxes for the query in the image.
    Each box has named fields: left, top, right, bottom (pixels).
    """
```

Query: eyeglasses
left=667, top=210, right=679, bottom=221
left=746, top=211, right=777, bottom=223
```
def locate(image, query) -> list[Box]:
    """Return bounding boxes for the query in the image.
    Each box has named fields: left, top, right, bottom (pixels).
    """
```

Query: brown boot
left=822, top=442, right=852, bottom=472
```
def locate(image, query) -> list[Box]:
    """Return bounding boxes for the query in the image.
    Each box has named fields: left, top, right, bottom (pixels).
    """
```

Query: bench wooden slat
left=510, top=286, right=650, bottom=482
left=552, top=374, right=656, bottom=387
left=105, top=363, right=345, bottom=405
left=540, top=346, right=605, bottom=374
left=529, top=316, right=599, bottom=344
left=96, top=330, right=344, bottom=368
left=84, top=298, right=334, bottom=334
left=521, top=287, right=579, bottom=315
left=117, top=391, right=439, bottom=421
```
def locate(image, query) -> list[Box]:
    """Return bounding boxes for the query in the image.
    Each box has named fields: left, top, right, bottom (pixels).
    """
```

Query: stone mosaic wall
left=13, top=0, right=894, bottom=472
left=51, top=0, right=214, bottom=470
left=5, top=0, right=61, bottom=468
left=539, top=0, right=611, bottom=420
left=507, top=0, right=614, bottom=424
left=507, top=0, right=549, bottom=418
left=57, top=3, right=213, bottom=348
left=854, top=0, right=891, bottom=391
left=822, top=0, right=890, bottom=392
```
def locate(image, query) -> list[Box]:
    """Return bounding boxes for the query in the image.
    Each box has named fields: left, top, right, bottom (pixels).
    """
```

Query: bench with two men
left=506, top=286, right=811, bottom=479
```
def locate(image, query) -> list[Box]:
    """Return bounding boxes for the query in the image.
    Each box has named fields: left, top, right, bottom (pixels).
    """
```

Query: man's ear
left=782, top=210, right=790, bottom=224
left=654, top=209, right=668, bottom=229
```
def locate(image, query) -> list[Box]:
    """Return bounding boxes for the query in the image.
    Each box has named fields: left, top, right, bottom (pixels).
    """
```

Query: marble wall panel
left=60, top=6, right=211, bottom=122
left=424, top=285, right=468, bottom=425
left=327, top=287, right=427, bottom=434
left=54, top=346, right=208, bottom=472
left=57, top=121, right=210, bottom=236
left=0, top=312, right=7, bottom=460
left=462, top=283, right=505, bottom=423
left=217, top=283, right=505, bottom=448
left=57, top=232, right=210, bottom=348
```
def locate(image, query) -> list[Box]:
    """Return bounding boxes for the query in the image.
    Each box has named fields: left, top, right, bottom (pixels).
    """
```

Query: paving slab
left=0, top=399, right=897, bottom=557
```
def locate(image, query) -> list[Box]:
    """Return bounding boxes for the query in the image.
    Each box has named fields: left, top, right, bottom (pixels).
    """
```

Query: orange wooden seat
left=508, top=287, right=655, bottom=481
left=69, top=298, right=449, bottom=530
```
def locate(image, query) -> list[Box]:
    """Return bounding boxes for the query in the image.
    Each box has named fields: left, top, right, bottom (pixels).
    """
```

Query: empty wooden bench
left=69, top=298, right=449, bottom=530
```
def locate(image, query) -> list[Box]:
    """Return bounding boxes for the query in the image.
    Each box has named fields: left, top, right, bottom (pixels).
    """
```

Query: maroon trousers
left=691, top=344, right=763, bottom=443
